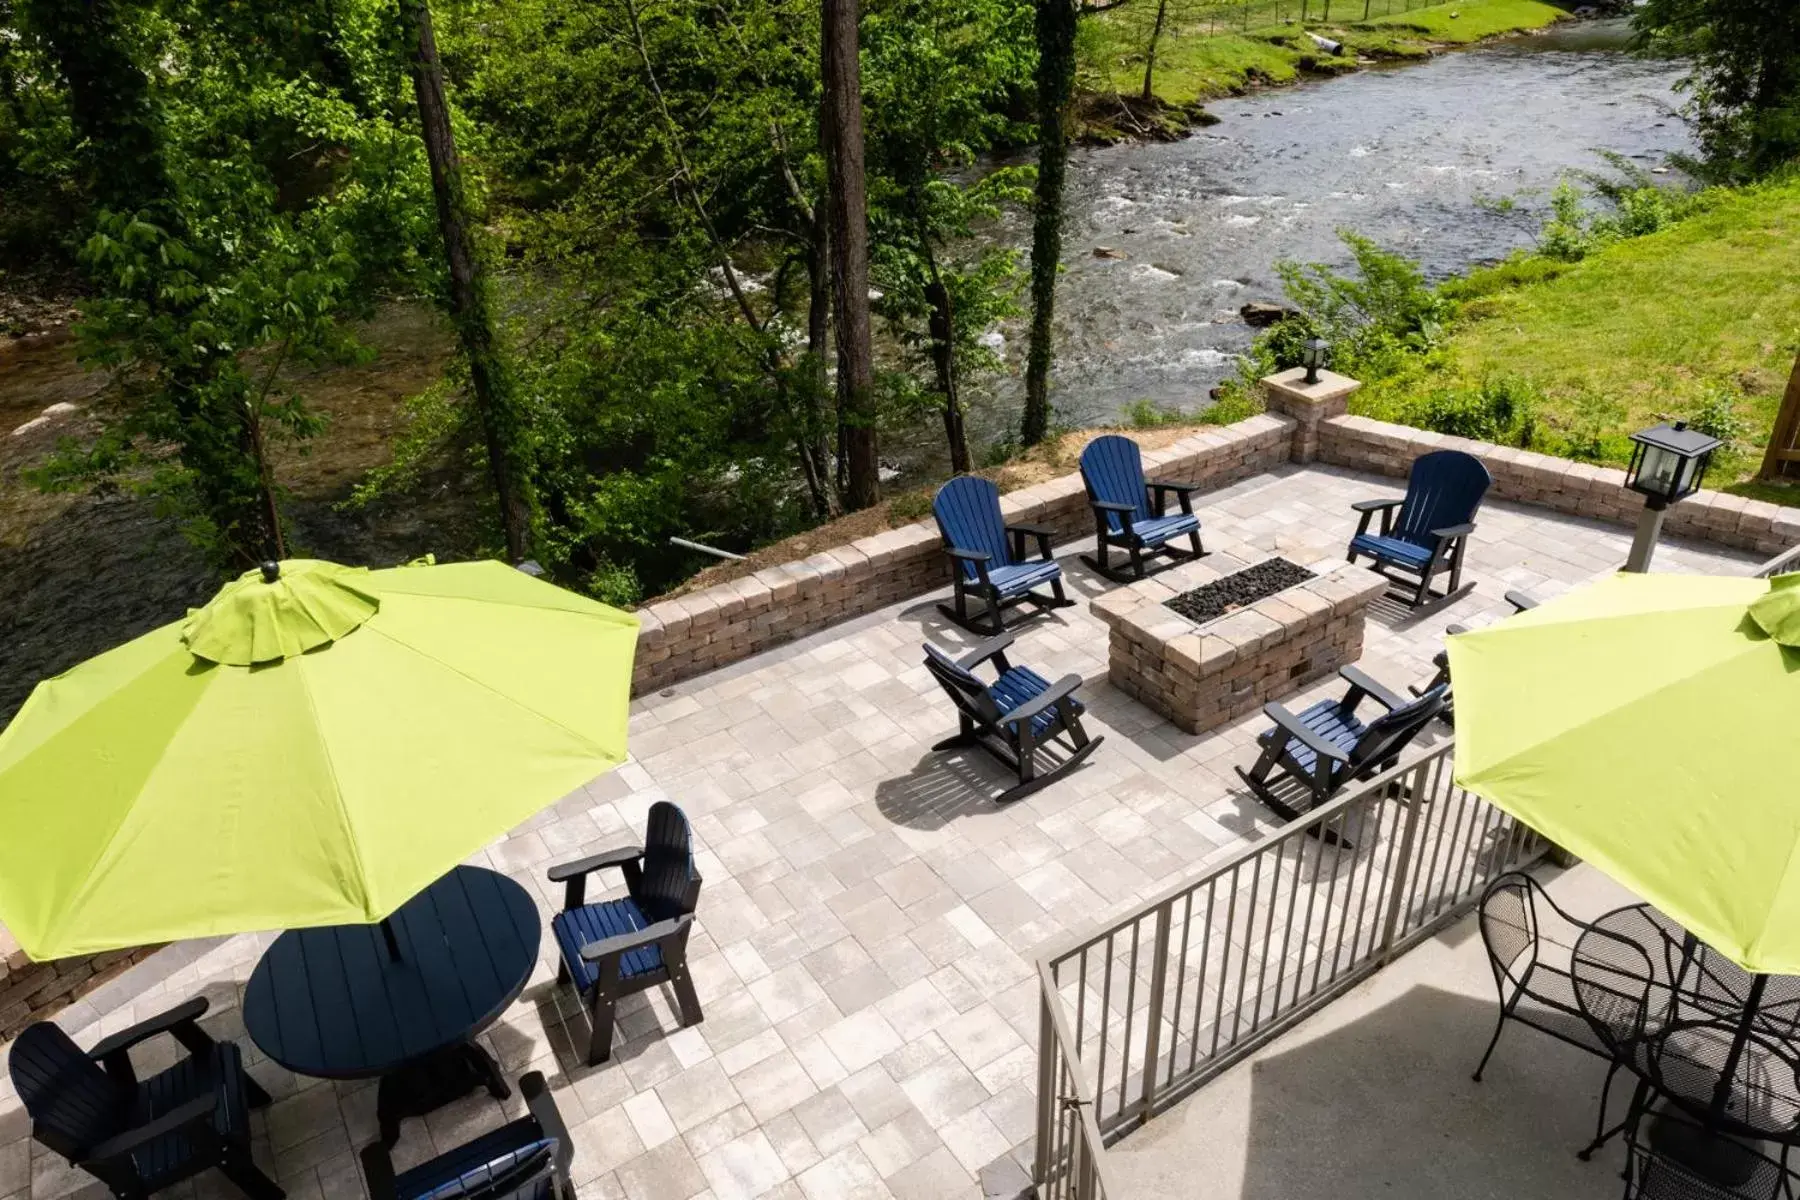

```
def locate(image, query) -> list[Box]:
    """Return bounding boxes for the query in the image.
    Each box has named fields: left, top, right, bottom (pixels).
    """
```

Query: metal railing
left=1032, top=740, right=1544, bottom=1196
left=1753, top=543, right=1800, bottom=578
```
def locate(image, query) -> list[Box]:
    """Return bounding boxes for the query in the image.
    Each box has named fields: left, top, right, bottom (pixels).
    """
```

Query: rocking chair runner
left=547, top=801, right=704, bottom=1067
left=1346, top=450, right=1492, bottom=609
left=1236, top=666, right=1445, bottom=824
left=923, top=632, right=1102, bottom=803
left=932, top=475, right=1074, bottom=636
left=1078, top=435, right=1205, bottom=582
left=8, top=998, right=281, bottom=1200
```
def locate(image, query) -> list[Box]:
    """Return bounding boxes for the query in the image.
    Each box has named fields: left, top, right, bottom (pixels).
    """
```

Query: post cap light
left=1625, top=421, right=1722, bottom=510
left=1300, top=338, right=1330, bottom=386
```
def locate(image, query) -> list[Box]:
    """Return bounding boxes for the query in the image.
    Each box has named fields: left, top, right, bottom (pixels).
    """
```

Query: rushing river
left=960, top=17, right=1695, bottom=447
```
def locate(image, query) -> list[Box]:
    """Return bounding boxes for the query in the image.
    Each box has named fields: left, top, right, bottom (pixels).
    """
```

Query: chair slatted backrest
left=9, top=1023, right=132, bottom=1160
left=1392, top=450, right=1492, bottom=548
left=1079, top=436, right=1150, bottom=534
left=639, top=801, right=700, bottom=920
left=922, top=644, right=1003, bottom=727
left=414, top=1138, right=558, bottom=1200
left=1344, top=686, right=1445, bottom=780
left=933, top=476, right=1013, bottom=581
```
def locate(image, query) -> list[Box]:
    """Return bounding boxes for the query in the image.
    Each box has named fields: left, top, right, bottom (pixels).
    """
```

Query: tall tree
left=1021, top=0, right=1078, bottom=447
left=1635, top=0, right=1800, bottom=180
left=821, top=0, right=880, bottom=509
left=406, top=0, right=536, bottom=563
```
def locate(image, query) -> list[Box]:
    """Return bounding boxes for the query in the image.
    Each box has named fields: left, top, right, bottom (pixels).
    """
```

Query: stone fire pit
left=1093, top=553, right=1388, bottom=734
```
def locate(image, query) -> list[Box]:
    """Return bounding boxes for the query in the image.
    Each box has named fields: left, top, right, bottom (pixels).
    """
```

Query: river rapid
left=959, top=17, right=1695, bottom=449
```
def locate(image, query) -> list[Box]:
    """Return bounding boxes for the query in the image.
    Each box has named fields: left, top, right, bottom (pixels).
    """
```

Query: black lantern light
left=1625, top=421, right=1721, bottom=510
left=1300, top=337, right=1329, bottom=386
left=1622, top=420, right=1722, bottom=572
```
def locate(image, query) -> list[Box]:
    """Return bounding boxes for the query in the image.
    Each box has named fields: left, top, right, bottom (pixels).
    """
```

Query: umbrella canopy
left=0, top=558, right=637, bottom=960
left=1450, top=571, right=1800, bottom=976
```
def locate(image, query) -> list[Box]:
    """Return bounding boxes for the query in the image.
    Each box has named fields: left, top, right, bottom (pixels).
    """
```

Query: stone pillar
left=1259, top=367, right=1361, bottom=464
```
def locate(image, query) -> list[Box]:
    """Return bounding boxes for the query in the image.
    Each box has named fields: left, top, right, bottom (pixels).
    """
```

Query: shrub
left=1398, top=376, right=1541, bottom=448
left=1122, top=398, right=1192, bottom=428
left=1683, top=384, right=1752, bottom=451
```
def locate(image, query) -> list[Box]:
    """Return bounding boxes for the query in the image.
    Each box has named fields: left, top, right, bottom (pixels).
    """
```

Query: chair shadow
left=874, top=747, right=1015, bottom=830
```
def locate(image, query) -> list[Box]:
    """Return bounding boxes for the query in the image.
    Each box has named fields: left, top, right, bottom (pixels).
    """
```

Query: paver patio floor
left=0, top=464, right=1758, bottom=1200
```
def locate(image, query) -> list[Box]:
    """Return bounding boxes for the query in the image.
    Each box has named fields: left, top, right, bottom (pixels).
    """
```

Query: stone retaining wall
left=1316, top=414, right=1800, bottom=558
left=630, top=415, right=1293, bottom=694
left=0, top=926, right=160, bottom=1043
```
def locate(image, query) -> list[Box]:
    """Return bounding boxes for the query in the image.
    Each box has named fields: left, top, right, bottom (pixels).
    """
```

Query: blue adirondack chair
left=1236, top=666, right=1446, bottom=828
left=932, top=475, right=1073, bottom=635
left=1078, top=435, right=1205, bottom=582
left=1346, top=450, right=1491, bottom=609
left=361, top=1071, right=575, bottom=1199
left=923, top=632, right=1102, bottom=803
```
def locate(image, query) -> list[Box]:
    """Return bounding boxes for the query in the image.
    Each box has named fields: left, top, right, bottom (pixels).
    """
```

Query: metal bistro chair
left=8, top=998, right=281, bottom=1199
left=1622, top=1092, right=1793, bottom=1200
left=931, top=475, right=1073, bottom=636
left=548, top=800, right=704, bottom=1066
left=1346, top=449, right=1492, bottom=609
left=361, top=1071, right=575, bottom=1199
left=1077, top=434, right=1205, bottom=582
left=1474, top=872, right=1660, bottom=1161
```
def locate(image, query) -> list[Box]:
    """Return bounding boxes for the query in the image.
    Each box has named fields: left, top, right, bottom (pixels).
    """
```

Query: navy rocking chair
left=361, top=1071, right=575, bottom=1199
left=1078, top=435, right=1204, bottom=582
left=548, top=800, right=704, bottom=1066
left=1346, top=450, right=1492, bottom=609
left=8, top=999, right=281, bottom=1199
left=1236, top=667, right=1445, bottom=825
left=932, top=475, right=1074, bottom=635
left=924, top=632, right=1102, bottom=803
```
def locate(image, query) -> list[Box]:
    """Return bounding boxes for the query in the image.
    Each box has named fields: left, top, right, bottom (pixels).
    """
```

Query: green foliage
left=1397, top=376, right=1541, bottom=448
left=1633, top=0, right=1800, bottom=182
left=1122, top=398, right=1191, bottom=428
left=1683, top=384, right=1753, bottom=450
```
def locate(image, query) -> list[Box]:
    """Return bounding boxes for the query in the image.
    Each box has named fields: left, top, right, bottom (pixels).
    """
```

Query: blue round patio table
left=243, top=865, right=541, bottom=1148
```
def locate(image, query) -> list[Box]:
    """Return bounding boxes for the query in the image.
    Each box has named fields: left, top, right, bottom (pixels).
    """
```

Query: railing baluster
left=1117, top=920, right=1142, bottom=1117
left=1232, top=853, right=1262, bottom=1044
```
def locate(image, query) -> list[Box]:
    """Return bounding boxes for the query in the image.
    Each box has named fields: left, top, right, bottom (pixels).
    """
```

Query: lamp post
left=1622, top=421, right=1721, bottom=573
left=1300, top=337, right=1329, bottom=386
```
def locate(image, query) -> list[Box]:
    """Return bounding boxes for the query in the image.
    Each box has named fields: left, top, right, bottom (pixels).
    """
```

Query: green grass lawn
left=1086, top=0, right=1567, bottom=110
left=1356, top=175, right=1800, bottom=499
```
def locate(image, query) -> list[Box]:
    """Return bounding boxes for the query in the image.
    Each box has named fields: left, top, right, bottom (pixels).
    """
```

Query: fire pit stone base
left=1093, top=553, right=1387, bottom=735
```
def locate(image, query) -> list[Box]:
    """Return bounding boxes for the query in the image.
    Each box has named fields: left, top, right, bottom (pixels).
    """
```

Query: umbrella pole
left=380, top=918, right=403, bottom=962
left=1710, top=973, right=1768, bottom=1120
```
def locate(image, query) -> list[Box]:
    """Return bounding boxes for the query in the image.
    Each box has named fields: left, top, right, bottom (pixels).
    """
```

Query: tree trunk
left=924, top=271, right=971, bottom=475
left=1142, top=0, right=1170, bottom=103
left=407, top=0, right=534, bottom=563
left=821, top=0, right=880, bottom=511
left=1023, top=0, right=1078, bottom=447
left=802, top=206, right=840, bottom=516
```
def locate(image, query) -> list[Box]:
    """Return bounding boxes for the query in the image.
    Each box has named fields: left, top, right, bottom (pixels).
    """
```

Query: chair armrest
left=580, top=915, right=693, bottom=964
left=997, top=674, right=1083, bottom=727
left=1444, top=623, right=1471, bottom=638
left=1006, top=523, right=1057, bottom=562
left=1146, top=479, right=1200, bottom=495
left=548, top=846, right=643, bottom=884
left=955, top=631, right=1017, bottom=671
left=1351, top=498, right=1404, bottom=513
left=550, top=845, right=644, bottom=910
left=1262, top=703, right=1350, bottom=765
left=1338, top=665, right=1408, bottom=712
left=1504, top=590, right=1538, bottom=613
left=943, top=546, right=991, bottom=565
left=1090, top=500, right=1138, bottom=514
left=88, top=996, right=211, bottom=1064
left=82, top=1095, right=216, bottom=1167
left=521, top=1071, right=576, bottom=1182
left=1430, top=522, right=1477, bottom=540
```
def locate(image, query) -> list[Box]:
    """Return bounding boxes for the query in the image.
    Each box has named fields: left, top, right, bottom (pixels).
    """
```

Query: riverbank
left=1081, top=0, right=1571, bottom=140
left=1350, top=173, right=1800, bottom=499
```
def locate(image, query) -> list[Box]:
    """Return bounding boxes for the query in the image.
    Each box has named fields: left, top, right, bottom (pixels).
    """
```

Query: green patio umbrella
left=0, top=558, right=638, bottom=961
left=1450, top=570, right=1800, bottom=976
